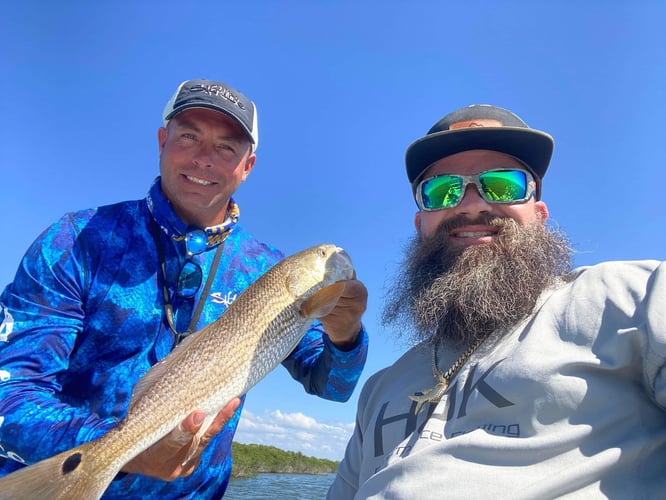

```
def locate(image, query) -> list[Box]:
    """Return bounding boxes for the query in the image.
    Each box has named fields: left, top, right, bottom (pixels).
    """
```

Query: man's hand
left=319, top=278, right=368, bottom=351
left=121, top=397, right=241, bottom=481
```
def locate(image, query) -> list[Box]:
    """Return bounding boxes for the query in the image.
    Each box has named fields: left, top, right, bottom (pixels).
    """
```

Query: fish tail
left=0, top=442, right=117, bottom=500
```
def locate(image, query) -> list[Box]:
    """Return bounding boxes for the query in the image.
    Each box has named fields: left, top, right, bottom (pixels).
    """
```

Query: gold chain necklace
left=410, top=336, right=484, bottom=414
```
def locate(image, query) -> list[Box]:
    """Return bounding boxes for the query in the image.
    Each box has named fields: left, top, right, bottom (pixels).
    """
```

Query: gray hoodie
left=329, top=260, right=666, bottom=499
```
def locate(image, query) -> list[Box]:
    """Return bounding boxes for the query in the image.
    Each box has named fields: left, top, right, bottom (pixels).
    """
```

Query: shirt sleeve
left=281, top=321, right=369, bottom=402
left=0, top=216, right=116, bottom=466
left=327, top=421, right=362, bottom=499
left=644, top=261, right=666, bottom=409
left=326, top=370, right=377, bottom=499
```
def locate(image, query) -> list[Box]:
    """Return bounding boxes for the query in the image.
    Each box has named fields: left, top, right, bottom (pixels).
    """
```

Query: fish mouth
left=332, top=247, right=355, bottom=280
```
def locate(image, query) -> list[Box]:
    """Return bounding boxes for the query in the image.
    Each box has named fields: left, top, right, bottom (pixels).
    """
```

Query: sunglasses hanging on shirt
left=176, top=229, right=208, bottom=298
left=150, top=221, right=224, bottom=347
left=149, top=201, right=239, bottom=346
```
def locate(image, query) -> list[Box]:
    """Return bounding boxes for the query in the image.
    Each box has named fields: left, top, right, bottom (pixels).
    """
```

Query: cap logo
left=188, top=83, right=246, bottom=110
left=449, top=118, right=503, bottom=130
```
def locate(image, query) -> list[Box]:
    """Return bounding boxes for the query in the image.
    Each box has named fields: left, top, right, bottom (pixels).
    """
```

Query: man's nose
left=192, top=143, right=215, bottom=167
left=451, top=184, right=492, bottom=217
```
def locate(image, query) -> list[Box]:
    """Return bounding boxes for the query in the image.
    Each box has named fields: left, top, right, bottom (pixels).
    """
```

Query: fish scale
left=0, top=244, right=354, bottom=499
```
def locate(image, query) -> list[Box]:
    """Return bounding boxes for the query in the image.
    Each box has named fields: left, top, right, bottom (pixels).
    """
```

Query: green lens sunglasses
left=415, top=168, right=537, bottom=211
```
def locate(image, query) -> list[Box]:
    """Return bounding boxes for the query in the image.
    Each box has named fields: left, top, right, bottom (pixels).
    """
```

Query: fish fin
left=0, top=442, right=115, bottom=500
left=129, top=331, right=202, bottom=410
left=181, top=413, right=215, bottom=466
left=129, top=366, right=164, bottom=410
left=300, top=282, right=346, bottom=318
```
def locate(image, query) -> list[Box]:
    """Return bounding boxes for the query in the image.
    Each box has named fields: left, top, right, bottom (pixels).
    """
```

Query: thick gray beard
left=381, top=214, right=572, bottom=348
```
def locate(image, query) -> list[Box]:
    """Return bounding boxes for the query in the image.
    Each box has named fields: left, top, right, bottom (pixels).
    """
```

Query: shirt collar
left=146, top=176, right=240, bottom=249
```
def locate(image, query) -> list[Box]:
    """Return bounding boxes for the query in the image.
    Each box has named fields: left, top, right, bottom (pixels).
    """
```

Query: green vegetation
left=231, top=442, right=339, bottom=478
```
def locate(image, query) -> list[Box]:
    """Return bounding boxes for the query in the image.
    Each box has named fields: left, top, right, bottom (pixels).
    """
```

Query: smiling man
left=328, top=105, right=666, bottom=498
left=0, top=79, right=368, bottom=498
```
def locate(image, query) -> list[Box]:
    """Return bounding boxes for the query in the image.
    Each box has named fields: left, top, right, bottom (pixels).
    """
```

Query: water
left=224, top=472, right=335, bottom=499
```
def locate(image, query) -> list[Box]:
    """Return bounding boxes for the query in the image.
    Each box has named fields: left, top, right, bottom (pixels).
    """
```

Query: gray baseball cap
left=163, top=79, right=258, bottom=151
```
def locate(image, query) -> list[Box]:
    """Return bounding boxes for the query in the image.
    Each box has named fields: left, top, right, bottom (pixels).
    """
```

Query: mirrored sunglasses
left=415, top=168, right=536, bottom=211
left=176, top=228, right=208, bottom=298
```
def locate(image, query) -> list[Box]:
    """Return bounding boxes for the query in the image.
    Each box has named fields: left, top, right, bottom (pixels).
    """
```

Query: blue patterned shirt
left=0, top=178, right=368, bottom=498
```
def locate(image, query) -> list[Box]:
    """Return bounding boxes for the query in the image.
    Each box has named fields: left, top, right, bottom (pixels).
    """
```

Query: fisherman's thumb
left=171, top=411, right=206, bottom=446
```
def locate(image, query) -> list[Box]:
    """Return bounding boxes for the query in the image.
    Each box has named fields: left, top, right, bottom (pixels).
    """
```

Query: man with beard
left=327, top=104, right=666, bottom=498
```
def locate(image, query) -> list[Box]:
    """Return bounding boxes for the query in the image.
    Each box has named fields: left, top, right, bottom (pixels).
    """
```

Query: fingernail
left=193, top=412, right=204, bottom=426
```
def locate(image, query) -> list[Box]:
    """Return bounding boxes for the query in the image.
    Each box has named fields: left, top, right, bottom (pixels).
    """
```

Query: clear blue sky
left=2, top=1, right=665, bottom=460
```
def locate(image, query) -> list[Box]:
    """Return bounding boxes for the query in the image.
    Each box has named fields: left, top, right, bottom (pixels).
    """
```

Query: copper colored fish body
left=0, top=244, right=354, bottom=499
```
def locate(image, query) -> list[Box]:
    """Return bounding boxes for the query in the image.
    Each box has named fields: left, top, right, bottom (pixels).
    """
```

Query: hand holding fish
left=319, top=276, right=368, bottom=351
left=120, top=398, right=241, bottom=481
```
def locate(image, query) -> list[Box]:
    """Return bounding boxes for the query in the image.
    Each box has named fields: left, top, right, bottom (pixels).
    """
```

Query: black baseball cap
left=163, top=79, right=258, bottom=151
left=405, top=105, right=554, bottom=198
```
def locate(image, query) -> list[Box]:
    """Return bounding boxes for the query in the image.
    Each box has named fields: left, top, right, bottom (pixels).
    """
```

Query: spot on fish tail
left=62, top=452, right=82, bottom=475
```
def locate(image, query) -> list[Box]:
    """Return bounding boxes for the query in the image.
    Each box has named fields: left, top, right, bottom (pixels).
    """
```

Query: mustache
left=430, top=214, right=508, bottom=237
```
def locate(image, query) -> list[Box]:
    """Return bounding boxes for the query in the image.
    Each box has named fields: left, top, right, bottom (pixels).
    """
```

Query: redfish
left=0, top=244, right=354, bottom=499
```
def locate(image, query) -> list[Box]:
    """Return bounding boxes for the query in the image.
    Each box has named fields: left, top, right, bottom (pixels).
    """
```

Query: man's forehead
left=431, top=149, right=524, bottom=167
left=170, top=108, right=246, bottom=135
left=420, top=150, right=525, bottom=179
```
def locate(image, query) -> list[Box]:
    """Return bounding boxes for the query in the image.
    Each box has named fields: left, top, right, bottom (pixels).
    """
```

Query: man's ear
left=157, top=127, right=167, bottom=154
left=241, top=153, right=256, bottom=182
left=414, top=211, right=421, bottom=232
left=536, top=200, right=549, bottom=223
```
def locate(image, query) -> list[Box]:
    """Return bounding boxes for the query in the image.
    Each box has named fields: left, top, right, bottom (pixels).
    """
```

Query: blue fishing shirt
left=0, top=178, right=368, bottom=498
